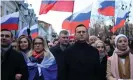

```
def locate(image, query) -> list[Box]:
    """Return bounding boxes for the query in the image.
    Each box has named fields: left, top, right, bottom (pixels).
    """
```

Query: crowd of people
left=1, top=24, right=133, bottom=80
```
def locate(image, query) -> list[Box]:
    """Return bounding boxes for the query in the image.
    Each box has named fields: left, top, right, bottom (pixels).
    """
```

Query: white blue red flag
left=39, top=0, right=74, bottom=15
left=17, top=24, right=38, bottom=39
left=62, top=4, right=92, bottom=34
left=1, top=12, right=19, bottom=30
left=111, top=8, right=130, bottom=33
left=98, top=0, right=115, bottom=16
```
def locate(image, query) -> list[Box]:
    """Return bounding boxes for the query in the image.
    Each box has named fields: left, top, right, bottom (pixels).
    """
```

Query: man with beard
left=50, top=30, right=70, bottom=80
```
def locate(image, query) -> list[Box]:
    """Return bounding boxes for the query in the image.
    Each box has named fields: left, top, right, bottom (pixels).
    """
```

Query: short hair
left=59, top=30, right=69, bottom=36
left=75, top=24, right=87, bottom=33
left=1, top=29, right=13, bottom=38
left=111, top=33, right=118, bottom=38
left=53, top=39, right=59, bottom=44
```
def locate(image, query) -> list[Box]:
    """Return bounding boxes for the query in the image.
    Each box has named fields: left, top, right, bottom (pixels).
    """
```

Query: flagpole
left=125, top=0, right=132, bottom=38
left=97, top=0, right=103, bottom=36
left=112, top=0, right=125, bottom=34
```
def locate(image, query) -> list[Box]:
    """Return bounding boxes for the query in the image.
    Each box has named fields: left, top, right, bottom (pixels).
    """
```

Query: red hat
left=69, top=36, right=75, bottom=39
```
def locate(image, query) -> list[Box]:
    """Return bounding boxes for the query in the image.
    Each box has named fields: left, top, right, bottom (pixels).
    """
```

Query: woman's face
left=20, top=38, right=29, bottom=50
left=89, top=38, right=96, bottom=44
left=33, top=38, right=44, bottom=53
left=96, top=43, right=105, bottom=54
left=117, top=37, right=128, bottom=51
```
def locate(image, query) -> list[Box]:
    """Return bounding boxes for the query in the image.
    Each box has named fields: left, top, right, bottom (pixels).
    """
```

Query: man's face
left=75, top=26, right=88, bottom=42
left=59, top=34, right=69, bottom=46
left=69, top=38, right=75, bottom=45
left=11, top=42, right=17, bottom=50
left=1, top=31, right=12, bottom=47
left=111, top=35, right=116, bottom=45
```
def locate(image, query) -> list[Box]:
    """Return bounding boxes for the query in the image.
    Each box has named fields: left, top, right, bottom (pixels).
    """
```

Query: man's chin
left=1, top=44, right=10, bottom=48
left=79, top=39, right=85, bottom=42
left=62, top=43, right=69, bottom=46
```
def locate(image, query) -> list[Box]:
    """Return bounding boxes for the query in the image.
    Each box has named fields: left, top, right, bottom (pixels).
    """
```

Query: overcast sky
left=26, top=0, right=133, bottom=34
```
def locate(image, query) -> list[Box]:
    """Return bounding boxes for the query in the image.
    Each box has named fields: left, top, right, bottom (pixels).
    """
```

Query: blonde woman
left=107, top=34, right=133, bottom=80
left=27, top=36, right=57, bottom=80
left=17, top=35, right=32, bottom=62
left=94, top=40, right=108, bottom=80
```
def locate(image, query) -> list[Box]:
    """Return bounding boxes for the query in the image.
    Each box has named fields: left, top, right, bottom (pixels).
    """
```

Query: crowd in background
left=1, top=24, right=133, bottom=80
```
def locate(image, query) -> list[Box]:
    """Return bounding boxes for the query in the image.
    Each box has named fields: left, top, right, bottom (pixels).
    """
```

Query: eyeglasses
left=1, top=34, right=10, bottom=38
left=34, top=42, right=43, bottom=45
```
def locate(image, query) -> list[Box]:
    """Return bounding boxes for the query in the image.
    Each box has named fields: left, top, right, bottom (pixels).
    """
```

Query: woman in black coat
left=94, top=40, right=108, bottom=80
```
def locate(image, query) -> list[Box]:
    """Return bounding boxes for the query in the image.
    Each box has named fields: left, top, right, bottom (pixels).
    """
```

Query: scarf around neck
left=109, top=46, right=133, bottom=79
left=114, top=47, right=130, bottom=56
left=32, top=51, right=44, bottom=59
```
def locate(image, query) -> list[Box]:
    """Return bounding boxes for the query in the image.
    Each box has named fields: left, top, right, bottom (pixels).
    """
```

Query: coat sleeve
left=106, top=59, right=117, bottom=80
left=94, top=49, right=102, bottom=80
left=18, top=53, right=29, bottom=80
left=58, top=49, right=68, bottom=80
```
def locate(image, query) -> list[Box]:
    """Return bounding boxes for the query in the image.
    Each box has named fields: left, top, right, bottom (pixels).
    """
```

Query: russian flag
left=1, top=12, right=19, bottom=30
left=98, top=0, right=115, bottom=16
left=39, top=0, right=74, bottom=15
left=111, top=9, right=130, bottom=33
left=17, top=24, right=38, bottom=39
left=62, top=4, right=92, bottom=34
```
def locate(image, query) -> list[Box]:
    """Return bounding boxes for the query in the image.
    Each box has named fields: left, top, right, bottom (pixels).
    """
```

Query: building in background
left=1, top=1, right=37, bottom=37
left=38, top=20, right=58, bottom=42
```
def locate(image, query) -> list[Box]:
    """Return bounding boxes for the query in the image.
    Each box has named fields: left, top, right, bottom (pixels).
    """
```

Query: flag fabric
left=39, top=0, right=74, bottom=15
left=62, top=5, right=92, bottom=34
left=1, top=12, right=19, bottom=30
left=98, top=0, right=115, bottom=16
left=27, top=50, right=57, bottom=80
left=111, top=8, right=130, bottom=33
left=39, top=0, right=56, bottom=14
left=17, top=24, right=38, bottom=39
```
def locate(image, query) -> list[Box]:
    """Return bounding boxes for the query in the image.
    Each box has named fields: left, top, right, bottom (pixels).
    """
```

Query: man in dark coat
left=50, top=30, right=70, bottom=80
left=1, top=29, right=28, bottom=80
left=61, top=24, right=101, bottom=80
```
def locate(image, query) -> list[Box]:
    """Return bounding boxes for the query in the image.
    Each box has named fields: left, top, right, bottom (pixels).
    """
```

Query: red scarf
left=32, top=51, right=44, bottom=59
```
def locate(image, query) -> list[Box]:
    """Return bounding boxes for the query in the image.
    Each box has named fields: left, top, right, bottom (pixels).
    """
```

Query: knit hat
left=69, top=36, right=75, bottom=39
left=115, top=34, right=128, bottom=46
